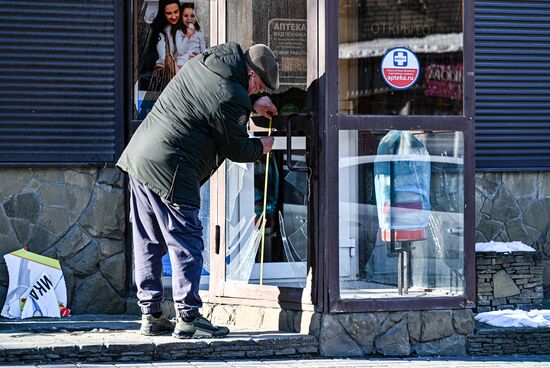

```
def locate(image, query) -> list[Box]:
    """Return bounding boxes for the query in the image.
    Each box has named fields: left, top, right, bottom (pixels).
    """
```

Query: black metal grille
left=0, top=0, right=122, bottom=165
left=475, top=0, right=550, bottom=171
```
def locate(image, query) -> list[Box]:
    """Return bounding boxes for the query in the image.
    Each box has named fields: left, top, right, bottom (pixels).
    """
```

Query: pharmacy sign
left=381, top=47, right=420, bottom=90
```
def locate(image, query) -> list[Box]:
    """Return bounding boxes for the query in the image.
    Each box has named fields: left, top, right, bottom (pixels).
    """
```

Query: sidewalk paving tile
left=4, top=358, right=550, bottom=368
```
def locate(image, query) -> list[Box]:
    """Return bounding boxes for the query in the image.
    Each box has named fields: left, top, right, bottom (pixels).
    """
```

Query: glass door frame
left=324, top=0, right=477, bottom=313
left=207, top=0, right=323, bottom=312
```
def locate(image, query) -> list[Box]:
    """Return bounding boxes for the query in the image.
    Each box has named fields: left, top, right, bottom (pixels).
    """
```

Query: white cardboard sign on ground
left=1, top=249, right=69, bottom=319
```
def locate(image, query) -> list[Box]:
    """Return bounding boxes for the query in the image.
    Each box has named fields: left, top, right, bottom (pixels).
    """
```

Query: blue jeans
left=129, top=176, right=203, bottom=318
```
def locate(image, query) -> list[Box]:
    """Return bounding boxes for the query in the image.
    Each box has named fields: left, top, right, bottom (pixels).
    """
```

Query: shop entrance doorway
left=207, top=0, right=322, bottom=308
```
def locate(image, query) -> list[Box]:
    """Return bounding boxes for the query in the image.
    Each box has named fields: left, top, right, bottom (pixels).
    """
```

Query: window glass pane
left=227, top=0, right=308, bottom=92
left=132, top=0, right=211, bottom=120
left=339, top=0, right=463, bottom=115
left=135, top=1, right=212, bottom=290
left=339, top=130, right=464, bottom=299
left=199, top=181, right=211, bottom=289
left=162, top=180, right=211, bottom=290
left=225, top=145, right=309, bottom=288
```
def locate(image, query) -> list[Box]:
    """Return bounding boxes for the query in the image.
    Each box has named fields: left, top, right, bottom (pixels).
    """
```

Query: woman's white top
left=155, top=25, right=184, bottom=67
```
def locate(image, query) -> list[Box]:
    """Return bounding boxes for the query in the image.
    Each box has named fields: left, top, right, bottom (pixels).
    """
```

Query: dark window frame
left=323, top=0, right=476, bottom=313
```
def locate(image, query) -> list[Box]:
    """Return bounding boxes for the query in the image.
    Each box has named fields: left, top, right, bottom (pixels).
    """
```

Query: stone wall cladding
left=130, top=300, right=473, bottom=357
left=126, top=298, right=323, bottom=336
left=468, top=326, right=550, bottom=355
left=0, top=168, right=126, bottom=314
left=318, top=309, right=474, bottom=357
left=476, top=251, right=543, bottom=312
left=475, top=172, right=550, bottom=298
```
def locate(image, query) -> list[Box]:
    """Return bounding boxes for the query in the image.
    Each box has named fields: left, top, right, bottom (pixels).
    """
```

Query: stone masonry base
left=127, top=298, right=475, bottom=357
left=319, top=310, right=474, bottom=357
left=476, top=251, right=543, bottom=312
left=468, top=325, right=550, bottom=356
left=126, top=297, right=321, bottom=335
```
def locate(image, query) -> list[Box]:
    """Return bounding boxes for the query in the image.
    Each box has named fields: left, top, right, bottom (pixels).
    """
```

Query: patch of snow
left=476, top=309, right=550, bottom=328
left=475, top=241, right=536, bottom=253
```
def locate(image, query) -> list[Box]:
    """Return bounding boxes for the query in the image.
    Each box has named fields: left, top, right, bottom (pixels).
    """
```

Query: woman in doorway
left=148, top=0, right=185, bottom=91
left=176, top=2, right=207, bottom=67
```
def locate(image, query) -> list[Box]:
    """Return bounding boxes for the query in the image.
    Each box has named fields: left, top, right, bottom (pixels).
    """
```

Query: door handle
left=215, top=225, right=220, bottom=254
left=287, top=112, right=312, bottom=173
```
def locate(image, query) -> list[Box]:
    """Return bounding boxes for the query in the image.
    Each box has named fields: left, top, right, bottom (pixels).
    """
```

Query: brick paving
left=0, top=356, right=549, bottom=367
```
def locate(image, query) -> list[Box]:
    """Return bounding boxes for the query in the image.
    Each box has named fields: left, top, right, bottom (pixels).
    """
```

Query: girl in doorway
left=148, top=0, right=185, bottom=91
left=176, top=3, right=206, bottom=67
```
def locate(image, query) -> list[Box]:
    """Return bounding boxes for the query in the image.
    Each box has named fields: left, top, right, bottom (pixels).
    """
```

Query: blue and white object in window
left=374, top=130, right=431, bottom=233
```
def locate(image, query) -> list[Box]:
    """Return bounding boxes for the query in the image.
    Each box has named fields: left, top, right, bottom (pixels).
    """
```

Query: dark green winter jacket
left=117, top=42, right=264, bottom=207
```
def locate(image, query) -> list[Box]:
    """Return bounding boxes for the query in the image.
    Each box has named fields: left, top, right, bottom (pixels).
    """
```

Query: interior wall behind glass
left=338, top=0, right=463, bottom=115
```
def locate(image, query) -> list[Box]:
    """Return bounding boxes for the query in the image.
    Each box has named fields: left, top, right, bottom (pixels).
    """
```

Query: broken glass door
left=225, top=137, right=309, bottom=288
left=223, top=0, right=311, bottom=289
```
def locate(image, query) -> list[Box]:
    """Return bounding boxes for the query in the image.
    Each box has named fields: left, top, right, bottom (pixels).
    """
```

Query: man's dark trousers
left=129, top=175, right=203, bottom=319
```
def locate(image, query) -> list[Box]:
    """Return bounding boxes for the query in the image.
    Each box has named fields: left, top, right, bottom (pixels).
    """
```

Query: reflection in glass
left=338, top=0, right=463, bottom=115
left=226, top=151, right=309, bottom=288
left=226, top=161, right=263, bottom=283
left=132, top=0, right=210, bottom=120
left=374, top=131, right=431, bottom=236
left=199, top=181, right=211, bottom=289
left=339, top=130, right=464, bottom=299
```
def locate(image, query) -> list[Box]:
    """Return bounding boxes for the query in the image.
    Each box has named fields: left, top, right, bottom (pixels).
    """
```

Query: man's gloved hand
left=259, top=136, right=274, bottom=154
left=253, top=96, right=278, bottom=119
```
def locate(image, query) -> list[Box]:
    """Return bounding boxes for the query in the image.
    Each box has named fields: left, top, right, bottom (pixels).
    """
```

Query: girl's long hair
left=181, top=2, right=201, bottom=33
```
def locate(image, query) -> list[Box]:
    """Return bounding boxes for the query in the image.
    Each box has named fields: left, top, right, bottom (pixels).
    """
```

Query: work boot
left=140, top=314, right=175, bottom=336
left=172, top=314, right=230, bottom=339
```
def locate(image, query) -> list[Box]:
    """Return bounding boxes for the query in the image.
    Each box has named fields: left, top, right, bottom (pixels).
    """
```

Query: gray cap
left=244, top=44, right=279, bottom=90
